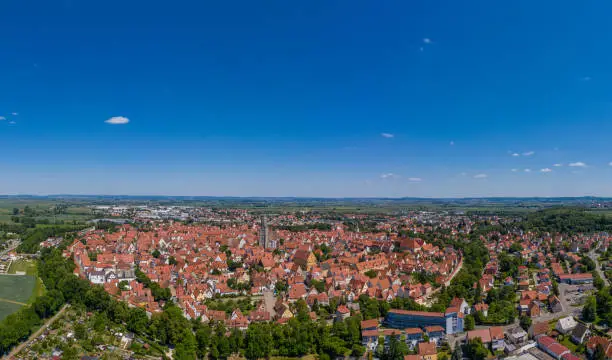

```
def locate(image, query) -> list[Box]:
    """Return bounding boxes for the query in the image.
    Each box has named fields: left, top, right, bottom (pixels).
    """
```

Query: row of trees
left=16, top=225, right=85, bottom=253
left=519, top=208, right=612, bottom=234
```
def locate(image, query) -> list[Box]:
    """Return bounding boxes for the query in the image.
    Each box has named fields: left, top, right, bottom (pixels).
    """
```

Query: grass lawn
left=0, top=274, right=36, bottom=320
left=7, top=259, right=45, bottom=301
left=559, top=337, right=578, bottom=353
left=8, top=259, right=37, bottom=275
left=0, top=301, right=23, bottom=321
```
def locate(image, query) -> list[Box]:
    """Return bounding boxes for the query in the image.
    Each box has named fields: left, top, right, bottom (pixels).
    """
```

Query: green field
left=8, top=259, right=36, bottom=275
left=0, top=274, right=36, bottom=320
left=8, top=260, right=45, bottom=300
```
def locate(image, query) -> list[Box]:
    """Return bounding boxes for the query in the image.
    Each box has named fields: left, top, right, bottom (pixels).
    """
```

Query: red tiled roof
left=467, top=329, right=492, bottom=343
left=418, top=342, right=436, bottom=356
left=360, top=319, right=379, bottom=329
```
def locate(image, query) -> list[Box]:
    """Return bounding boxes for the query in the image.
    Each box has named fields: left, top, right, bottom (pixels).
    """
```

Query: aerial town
left=4, top=203, right=610, bottom=360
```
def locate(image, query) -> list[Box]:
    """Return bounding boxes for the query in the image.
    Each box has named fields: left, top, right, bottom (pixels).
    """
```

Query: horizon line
left=1, top=194, right=610, bottom=200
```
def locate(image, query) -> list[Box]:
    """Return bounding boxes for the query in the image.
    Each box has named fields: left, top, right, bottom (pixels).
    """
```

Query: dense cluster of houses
left=66, top=216, right=462, bottom=328
left=60, top=211, right=612, bottom=359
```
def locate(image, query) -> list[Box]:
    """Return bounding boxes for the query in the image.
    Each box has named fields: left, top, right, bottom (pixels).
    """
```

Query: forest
left=518, top=207, right=612, bottom=234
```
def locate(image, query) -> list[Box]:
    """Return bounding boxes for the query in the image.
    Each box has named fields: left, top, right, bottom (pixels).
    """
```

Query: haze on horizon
left=2, top=1, right=612, bottom=198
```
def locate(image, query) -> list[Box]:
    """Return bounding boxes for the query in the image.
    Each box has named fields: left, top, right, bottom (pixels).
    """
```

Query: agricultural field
left=0, top=274, right=36, bottom=320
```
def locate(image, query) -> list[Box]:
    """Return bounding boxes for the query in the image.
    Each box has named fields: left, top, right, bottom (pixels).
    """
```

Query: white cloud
left=522, top=151, right=535, bottom=156
left=511, top=169, right=518, bottom=172
left=460, top=172, right=467, bottom=176
left=524, top=169, right=531, bottom=172
left=105, top=116, right=130, bottom=125
left=380, top=173, right=399, bottom=179
left=408, top=177, right=422, bottom=182
left=423, top=38, right=432, bottom=44
left=8, top=121, right=16, bottom=125
left=473, top=174, right=487, bottom=179
left=0, top=116, right=5, bottom=121
left=449, top=141, right=454, bottom=146
left=419, top=47, right=424, bottom=52
left=11, top=112, right=18, bottom=116
left=541, top=168, right=552, bottom=173
left=581, top=76, right=591, bottom=81
left=609, top=162, right=612, bottom=166
left=553, top=163, right=562, bottom=167
left=381, top=133, right=394, bottom=138
left=569, top=162, right=587, bottom=167
left=511, top=153, right=520, bottom=157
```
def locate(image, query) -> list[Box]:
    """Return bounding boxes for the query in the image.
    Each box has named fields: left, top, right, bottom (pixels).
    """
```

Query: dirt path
left=3, top=304, right=70, bottom=360
left=0, top=298, right=27, bottom=306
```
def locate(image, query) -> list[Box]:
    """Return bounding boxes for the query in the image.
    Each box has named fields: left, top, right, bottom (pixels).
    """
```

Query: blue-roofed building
left=385, top=310, right=446, bottom=330
left=385, top=308, right=464, bottom=335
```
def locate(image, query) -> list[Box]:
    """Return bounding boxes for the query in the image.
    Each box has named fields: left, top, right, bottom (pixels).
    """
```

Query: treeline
left=518, top=208, right=612, bottom=234
left=436, top=239, right=490, bottom=306
left=273, top=223, right=332, bottom=232
left=205, top=298, right=255, bottom=315
left=16, top=225, right=85, bottom=253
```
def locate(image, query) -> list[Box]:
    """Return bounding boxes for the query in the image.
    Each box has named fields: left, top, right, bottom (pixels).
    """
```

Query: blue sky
left=2, top=1, right=612, bottom=197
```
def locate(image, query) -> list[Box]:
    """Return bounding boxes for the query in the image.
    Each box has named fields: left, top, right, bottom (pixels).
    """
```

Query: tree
left=552, top=279, right=560, bottom=296
left=593, top=344, right=606, bottom=360
left=352, top=344, right=366, bottom=357
left=152, top=249, right=161, bottom=258
left=364, top=270, right=378, bottom=279
left=382, top=336, right=408, bottom=360
left=465, top=338, right=488, bottom=360
left=275, top=280, right=288, bottom=293
left=61, top=344, right=79, bottom=360
left=74, top=323, right=87, bottom=340
left=174, top=330, right=197, bottom=360
left=582, top=296, right=597, bottom=322
left=127, top=307, right=149, bottom=334
left=196, top=324, right=212, bottom=358
left=464, top=314, right=475, bottom=330
left=169, top=256, right=178, bottom=265
left=509, top=242, right=523, bottom=253
left=118, top=280, right=129, bottom=291
left=593, top=272, right=605, bottom=290
left=451, top=344, right=463, bottom=360
left=12, top=208, right=19, bottom=215
left=245, top=323, right=273, bottom=360
left=520, top=315, right=532, bottom=331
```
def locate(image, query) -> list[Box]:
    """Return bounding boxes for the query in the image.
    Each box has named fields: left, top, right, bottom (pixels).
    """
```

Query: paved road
left=262, top=290, right=277, bottom=318
left=3, top=304, right=70, bottom=360
left=588, top=249, right=609, bottom=287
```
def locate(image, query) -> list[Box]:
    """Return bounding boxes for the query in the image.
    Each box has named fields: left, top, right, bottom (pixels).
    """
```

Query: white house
left=555, top=316, right=577, bottom=334
left=88, top=270, right=106, bottom=284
